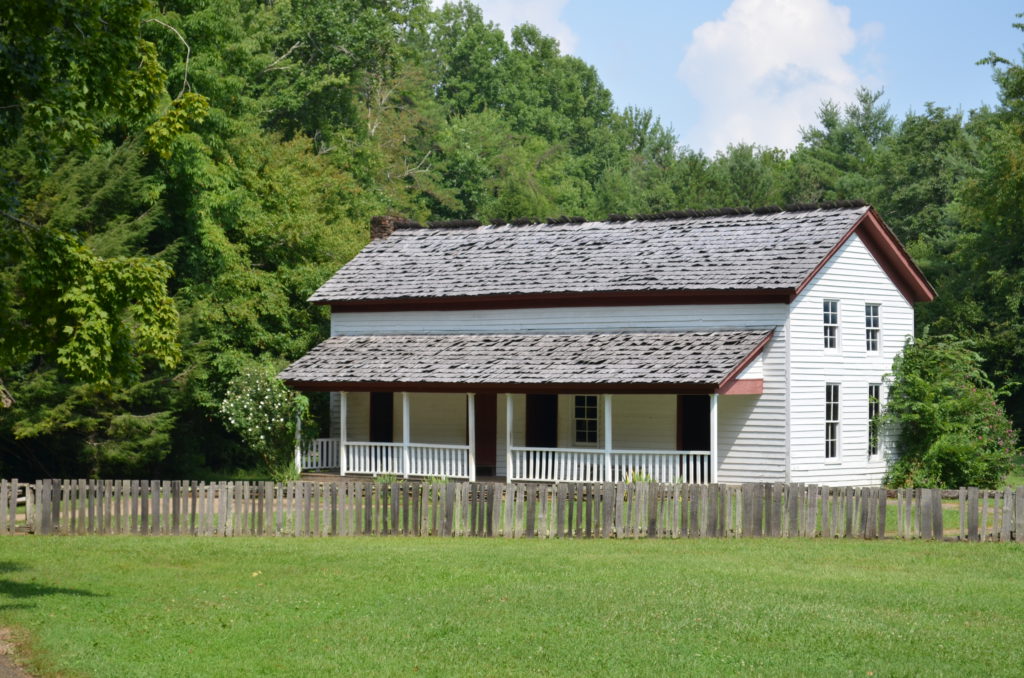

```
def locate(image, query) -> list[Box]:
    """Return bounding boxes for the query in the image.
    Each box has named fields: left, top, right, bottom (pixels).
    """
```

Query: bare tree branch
left=144, top=18, right=192, bottom=98
left=264, top=41, right=302, bottom=72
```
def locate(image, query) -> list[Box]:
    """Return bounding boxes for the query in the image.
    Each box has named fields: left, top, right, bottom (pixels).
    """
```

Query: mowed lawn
left=0, top=537, right=1022, bottom=677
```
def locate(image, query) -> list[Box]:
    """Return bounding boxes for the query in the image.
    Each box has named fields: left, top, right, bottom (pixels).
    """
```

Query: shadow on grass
left=0, top=562, right=24, bottom=575
left=0, top=561, right=102, bottom=610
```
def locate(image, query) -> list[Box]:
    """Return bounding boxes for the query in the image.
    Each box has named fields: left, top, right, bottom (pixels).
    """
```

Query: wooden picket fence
left=4, top=478, right=1021, bottom=541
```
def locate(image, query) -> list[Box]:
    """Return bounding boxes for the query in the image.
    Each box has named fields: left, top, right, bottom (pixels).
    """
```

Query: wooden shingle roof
left=277, top=330, right=772, bottom=392
left=310, top=204, right=881, bottom=305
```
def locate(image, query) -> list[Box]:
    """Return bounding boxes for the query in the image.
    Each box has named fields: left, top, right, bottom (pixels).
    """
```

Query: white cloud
left=432, top=0, right=578, bottom=54
left=678, top=0, right=868, bottom=153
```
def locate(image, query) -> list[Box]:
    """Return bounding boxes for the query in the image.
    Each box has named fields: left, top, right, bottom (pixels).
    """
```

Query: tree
left=883, top=335, right=1018, bottom=488
left=788, top=88, right=894, bottom=203
left=0, top=0, right=182, bottom=422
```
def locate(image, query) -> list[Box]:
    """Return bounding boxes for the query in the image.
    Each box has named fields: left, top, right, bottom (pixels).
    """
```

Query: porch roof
left=278, top=329, right=772, bottom=393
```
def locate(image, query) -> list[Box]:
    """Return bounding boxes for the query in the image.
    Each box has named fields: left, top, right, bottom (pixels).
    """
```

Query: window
left=865, top=304, right=880, bottom=351
left=574, top=395, right=599, bottom=445
left=825, top=384, right=840, bottom=458
left=868, top=383, right=881, bottom=456
left=823, top=300, right=839, bottom=349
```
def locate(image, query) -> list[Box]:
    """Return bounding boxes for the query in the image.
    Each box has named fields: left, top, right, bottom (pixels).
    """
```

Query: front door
left=677, top=394, right=710, bottom=450
left=525, top=394, right=558, bottom=448
left=370, top=392, right=394, bottom=442
left=474, top=393, right=497, bottom=476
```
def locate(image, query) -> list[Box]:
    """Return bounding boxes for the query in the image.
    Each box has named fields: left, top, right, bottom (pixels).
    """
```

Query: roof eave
left=320, top=288, right=793, bottom=313
left=280, top=380, right=718, bottom=394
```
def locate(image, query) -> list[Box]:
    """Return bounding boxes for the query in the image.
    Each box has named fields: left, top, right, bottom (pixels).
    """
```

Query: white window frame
left=573, top=394, right=600, bottom=447
left=823, top=300, right=839, bottom=350
left=865, top=303, right=880, bottom=352
left=825, top=383, right=840, bottom=459
left=868, top=383, right=881, bottom=457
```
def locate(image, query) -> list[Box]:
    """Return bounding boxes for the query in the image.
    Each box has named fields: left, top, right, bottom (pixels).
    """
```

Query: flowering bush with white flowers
left=219, top=364, right=308, bottom=476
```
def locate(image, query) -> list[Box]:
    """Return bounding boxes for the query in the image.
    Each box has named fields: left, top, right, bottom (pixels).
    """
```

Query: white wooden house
left=279, top=202, right=934, bottom=486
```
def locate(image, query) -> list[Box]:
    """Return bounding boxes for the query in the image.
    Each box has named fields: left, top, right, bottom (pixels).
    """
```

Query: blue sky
left=449, top=1, right=1024, bottom=154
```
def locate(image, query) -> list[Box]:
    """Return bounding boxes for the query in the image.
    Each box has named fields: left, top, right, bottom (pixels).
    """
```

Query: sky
left=442, top=0, right=1024, bottom=154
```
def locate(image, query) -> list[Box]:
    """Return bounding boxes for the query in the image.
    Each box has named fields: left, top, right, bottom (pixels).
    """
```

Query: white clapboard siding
left=735, top=354, right=763, bottom=379
left=787, top=234, right=913, bottom=486
left=331, top=303, right=787, bottom=335
left=403, top=392, right=467, bottom=445
left=329, top=391, right=368, bottom=441
left=717, top=328, right=788, bottom=483
left=607, top=395, right=676, bottom=451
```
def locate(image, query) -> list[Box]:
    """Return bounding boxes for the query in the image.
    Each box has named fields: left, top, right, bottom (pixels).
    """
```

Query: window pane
left=865, top=304, right=880, bottom=351
left=868, top=384, right=881, bottom=456
left=825, top=384, right=839, bottom=458
left=574, top=395, right=600, bottom=445
left=823, top=301, right=839, bottom=348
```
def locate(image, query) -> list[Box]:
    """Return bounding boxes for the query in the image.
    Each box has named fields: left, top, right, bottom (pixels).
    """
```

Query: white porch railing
left=509, top=446, right=711, bottom=484
left=303, top=439, right=711, bottom=484
left=346, top=442, right=404, bottom=476
left=301, top=439, right=471, bottom=479
left=407, top=444, right=471, bottom=478
left=300, top=438, right=340, bottom=471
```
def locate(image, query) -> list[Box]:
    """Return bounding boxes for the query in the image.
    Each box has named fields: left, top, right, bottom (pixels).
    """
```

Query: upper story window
left=825, top=383, right=840, bottom=459
left=868, top=383, right=881, bottom=456
left=865, top=304, right=880, bottom=351
left=823, top=300, right=839, bottom=349
left=574, top=395, right=599, bottom=446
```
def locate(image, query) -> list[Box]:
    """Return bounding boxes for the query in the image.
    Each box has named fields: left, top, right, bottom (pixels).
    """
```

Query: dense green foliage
left=1, top=537, right=1023, bottom=676
left=2, top=1, right=1024, bottom=480
left=883, top=335, right=1018, bottom=488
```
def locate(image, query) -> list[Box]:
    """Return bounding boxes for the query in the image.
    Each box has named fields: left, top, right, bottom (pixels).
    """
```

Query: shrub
left=219, top=363, right=309, bottom=477
left=883, top=334, right=1019, bottom=488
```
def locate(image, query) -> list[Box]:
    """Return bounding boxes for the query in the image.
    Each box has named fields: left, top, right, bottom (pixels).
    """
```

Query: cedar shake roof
left=277, top=330, right=772, bottom=391
left=310, top=203, right=896, bottom=305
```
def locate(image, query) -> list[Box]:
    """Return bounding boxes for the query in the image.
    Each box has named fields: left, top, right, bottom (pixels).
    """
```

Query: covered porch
left=281, top=329, right=772, bottom=485
left=298, top=391, right=718, bottom=484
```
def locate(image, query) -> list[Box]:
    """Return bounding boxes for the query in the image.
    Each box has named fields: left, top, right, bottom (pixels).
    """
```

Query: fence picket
left=1015, top=487, right=1024, bottom=543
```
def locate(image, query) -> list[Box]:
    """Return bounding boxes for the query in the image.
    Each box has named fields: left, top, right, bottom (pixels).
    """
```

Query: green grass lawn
left=1004, top=456, right=1024, bottom=488
left=0, top=537, right=1022, bottom=677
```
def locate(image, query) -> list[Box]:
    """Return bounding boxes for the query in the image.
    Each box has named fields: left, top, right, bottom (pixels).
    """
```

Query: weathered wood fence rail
left=3, top=479, right=1022, bottom=542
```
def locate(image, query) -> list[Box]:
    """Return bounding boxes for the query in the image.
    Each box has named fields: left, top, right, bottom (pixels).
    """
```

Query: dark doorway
left=370, top=392, right=394, bottom=443
left=474, top=393, right=497, bottom=476
left=677, top=395, right=711, bottom=450
left=525, top=394, right=558, bottom=448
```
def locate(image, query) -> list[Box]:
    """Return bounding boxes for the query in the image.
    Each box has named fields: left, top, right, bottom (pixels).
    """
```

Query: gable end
left=791, top=208, right=935, bottom=305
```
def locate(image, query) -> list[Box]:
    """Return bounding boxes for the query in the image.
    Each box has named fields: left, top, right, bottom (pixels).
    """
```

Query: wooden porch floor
left=301, top=471, right=506, bottom=483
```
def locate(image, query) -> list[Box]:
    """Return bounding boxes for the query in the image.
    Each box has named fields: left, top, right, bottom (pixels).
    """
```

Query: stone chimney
left=370, top=215, right=400, bottom=240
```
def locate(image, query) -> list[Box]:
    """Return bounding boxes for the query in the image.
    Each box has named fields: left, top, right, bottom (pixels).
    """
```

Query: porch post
left=467, top=393, right=477, bottom=482
left=338, top=391, right=347, bottom=476
left=401, top=392, right=410, bottom=479
left=505, top=394, right=513, bottom=484
left=603, top=394, right=613, bottom=482
left=293, top=409, right=303, bottom=475
left=709, top=393, right=719, bottom=483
